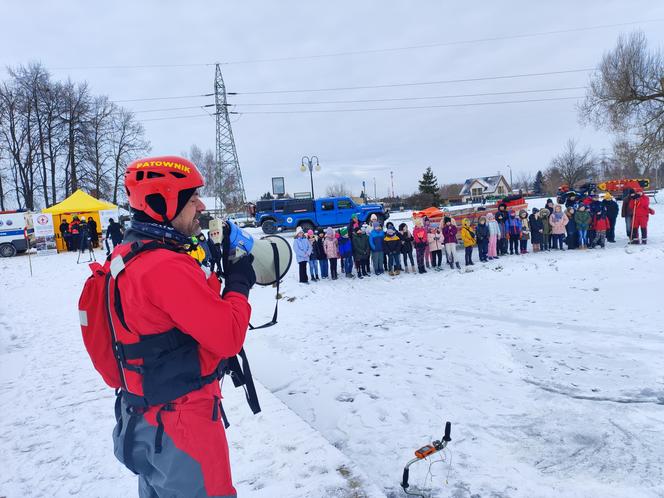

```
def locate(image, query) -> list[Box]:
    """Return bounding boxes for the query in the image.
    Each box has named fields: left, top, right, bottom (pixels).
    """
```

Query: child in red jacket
left=629, top=190, right=655, bottom=244
left=412, top=218, right=428, bottom=274
left=591, top=210, right=610, bottom=248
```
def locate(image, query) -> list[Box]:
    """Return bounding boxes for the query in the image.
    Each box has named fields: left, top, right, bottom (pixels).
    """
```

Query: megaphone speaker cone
left=251, top=234, right=293, bottom=286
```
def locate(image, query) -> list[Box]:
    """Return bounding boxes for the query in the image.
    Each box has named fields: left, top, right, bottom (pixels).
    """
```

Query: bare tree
left=0, top=151, right=6, bottom=210
left=81, top=96, right=115, bottom=199
left=548, top=139, right=595, bottom=189
left=0, top=66, right=150, bottom=209
left=326, top=181, right=352, bottom=197
left=514, top=171, right=534, bottom=193
left=438, top=183, right=464, bottom=201
left=611, top=137, right=662, bottom=179
left=580, top=31, right=664, bottom=153
left=61, top=79, right=91, bottom=195
left=0, top=79, right=39, bottom=209
left=186, top=145, right=215, bottom=196
left=109, top=108, right=149, bottom=204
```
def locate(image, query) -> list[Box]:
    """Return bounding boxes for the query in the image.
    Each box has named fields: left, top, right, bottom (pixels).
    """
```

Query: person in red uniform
left=110, top=156, right=255, bottom=497
left=629, top=189, right=655, bottom=244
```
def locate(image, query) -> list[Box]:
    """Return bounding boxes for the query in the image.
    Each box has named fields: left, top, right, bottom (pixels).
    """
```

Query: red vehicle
left=413, top=195, right=528, bottom=227
left=598, top=178, right=649, bottom=195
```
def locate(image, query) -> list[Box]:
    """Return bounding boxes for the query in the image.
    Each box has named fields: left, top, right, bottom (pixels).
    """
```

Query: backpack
left=78, top=240, right=260, bottom=420
left=79, top=260, right=120, bottom=388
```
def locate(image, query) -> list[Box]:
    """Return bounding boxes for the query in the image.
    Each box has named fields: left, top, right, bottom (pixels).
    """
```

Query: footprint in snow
left=336, top=393, right=354, bottom=403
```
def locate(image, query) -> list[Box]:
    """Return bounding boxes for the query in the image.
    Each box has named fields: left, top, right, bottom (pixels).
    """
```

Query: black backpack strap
left=222, top=348, right=261, bottom=415
left=249, top=241, right=280, bottom=330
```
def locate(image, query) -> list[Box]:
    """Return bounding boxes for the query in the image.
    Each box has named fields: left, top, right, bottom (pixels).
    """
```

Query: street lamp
left=300, top=156, right=320, bottom=199
left=506, top=164, right=513, bottom=189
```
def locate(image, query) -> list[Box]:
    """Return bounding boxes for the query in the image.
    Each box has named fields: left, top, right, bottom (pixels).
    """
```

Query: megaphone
left=209, top=219, right=292, bottom=286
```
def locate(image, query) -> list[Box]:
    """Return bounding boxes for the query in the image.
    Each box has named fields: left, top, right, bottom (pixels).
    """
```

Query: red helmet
left=125, top=156, right=204, bottom=222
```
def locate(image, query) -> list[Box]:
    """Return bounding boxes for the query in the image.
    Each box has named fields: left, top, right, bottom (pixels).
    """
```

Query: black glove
left=223, top=254, right=256, bottom=297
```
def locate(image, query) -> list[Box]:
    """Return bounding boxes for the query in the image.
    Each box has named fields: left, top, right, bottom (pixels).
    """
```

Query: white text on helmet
left=135, top=161, right=191, bottom=173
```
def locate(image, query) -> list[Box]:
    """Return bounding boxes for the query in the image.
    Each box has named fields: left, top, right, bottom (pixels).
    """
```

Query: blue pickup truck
left=255, top=197, right=389, bottom=234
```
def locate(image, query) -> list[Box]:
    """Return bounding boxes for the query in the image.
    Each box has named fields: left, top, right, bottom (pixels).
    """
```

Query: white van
left=0, top=210, right=34, bottom=257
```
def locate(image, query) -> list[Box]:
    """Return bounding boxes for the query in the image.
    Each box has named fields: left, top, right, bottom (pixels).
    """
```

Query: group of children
left=293, top=219, right=418, bottom=283
left=292, top=192, right=654, bottom=283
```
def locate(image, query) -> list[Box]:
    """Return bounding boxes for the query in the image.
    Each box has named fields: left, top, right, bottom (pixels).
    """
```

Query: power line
left=111, top=68, right=590, bottom=104
left=140, top=113, right=214, bottom=122
left=44, top=18, right=664, bottom=70
left=137, top=94, right=583, bottom=121
left=220, top=19, right=664, bottom=65
left=229, top=68, right=594, bottom=95
left=50, top=63, right=215, bottom=71
left=113, top=93, right=213, bottom=103
left=229, top=95, right=584, bottom=114
left=125, top=86, right=582, bottom=115
left=227, top=86, right=585, bottom=106
left=132, top=104, right=214, bottom=114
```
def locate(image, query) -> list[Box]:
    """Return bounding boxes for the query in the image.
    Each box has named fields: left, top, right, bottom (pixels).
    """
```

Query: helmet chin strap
left=130, top=220, right=191, bottom=246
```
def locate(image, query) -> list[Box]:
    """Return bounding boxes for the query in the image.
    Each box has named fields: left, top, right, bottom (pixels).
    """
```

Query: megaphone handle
left=248, top=241, right=280, bottom=330
left=220, top=222, right=231, bottom=279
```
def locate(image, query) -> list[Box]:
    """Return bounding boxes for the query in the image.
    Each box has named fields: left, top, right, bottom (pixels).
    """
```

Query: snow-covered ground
left=1, top=196, right=663, bottom=497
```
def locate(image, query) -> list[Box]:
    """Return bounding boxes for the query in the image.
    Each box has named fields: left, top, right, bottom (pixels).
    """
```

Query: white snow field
left=1, top=196, right=663, bottom=498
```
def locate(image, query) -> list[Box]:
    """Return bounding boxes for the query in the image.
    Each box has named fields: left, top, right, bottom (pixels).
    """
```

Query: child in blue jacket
left=338, top=226, right=354, bottom=278
left=294, top=228, right=312, bottom=283
left=369, top=223, right=385, bottom=275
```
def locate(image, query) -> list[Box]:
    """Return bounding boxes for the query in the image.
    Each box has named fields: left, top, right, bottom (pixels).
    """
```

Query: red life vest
left=79, top=239, right=260, bottom=413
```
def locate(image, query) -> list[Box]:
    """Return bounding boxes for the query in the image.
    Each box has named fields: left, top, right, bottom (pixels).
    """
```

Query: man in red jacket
left=629, top=190, right=654, bottom=244
left=111, top=156, right=255, bottom=497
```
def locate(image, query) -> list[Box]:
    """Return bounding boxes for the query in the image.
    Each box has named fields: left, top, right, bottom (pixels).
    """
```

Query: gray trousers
left=113, top=397, right=236, bottom=498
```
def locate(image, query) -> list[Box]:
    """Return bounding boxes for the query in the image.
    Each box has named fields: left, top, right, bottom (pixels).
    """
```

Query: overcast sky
left=2, top=1, right=664, bottom=200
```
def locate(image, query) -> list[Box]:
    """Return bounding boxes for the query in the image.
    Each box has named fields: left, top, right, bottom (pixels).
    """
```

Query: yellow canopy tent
left=42, top=190, right=118, bottom=252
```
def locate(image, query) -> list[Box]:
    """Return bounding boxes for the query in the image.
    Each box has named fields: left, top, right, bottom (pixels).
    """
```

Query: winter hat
left=443, top=216, right=451, bottom=224
left=351, top=213, right=358, bottom=220
left=462, top=218, right=470, bottom=227
left=325, top=227, right=335, bottom=238
left=340, top=226, right=348, bottom=237
left=370, top=213, right=378, bottom=222
left=386, top=221, right=395, bottom=230
left=486, top=212, right=495, bottom=221
left=531, top=207, right=539, bottom=214
left=295, top=226, right=304, bottom=235
left=307, top=229, right=314, bottom=237
left=372, top=221, right=380, bottom=229
left=413, top=217, right=423, bottom=227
